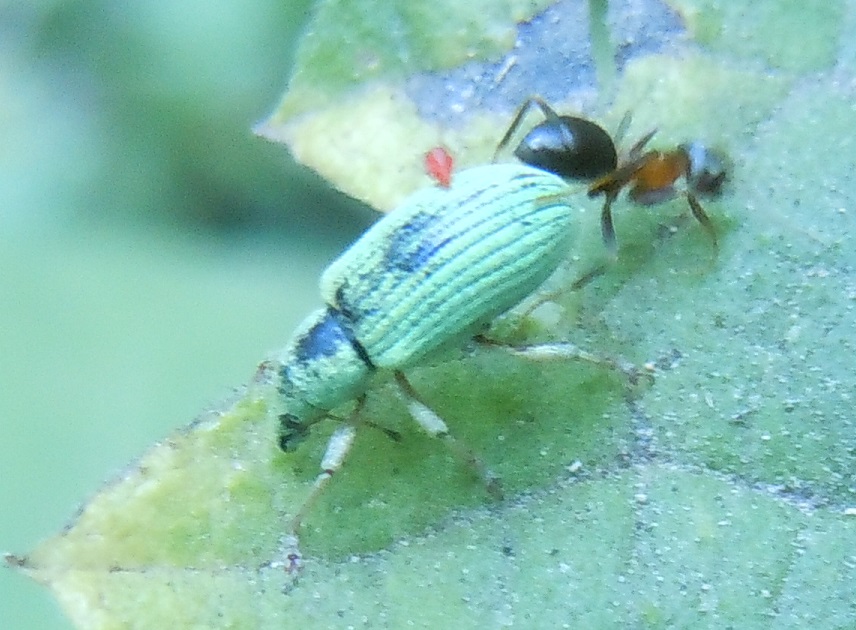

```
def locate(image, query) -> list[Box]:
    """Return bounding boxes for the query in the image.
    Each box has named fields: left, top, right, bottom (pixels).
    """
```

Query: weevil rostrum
left=273, top=162, right=640, bottom=565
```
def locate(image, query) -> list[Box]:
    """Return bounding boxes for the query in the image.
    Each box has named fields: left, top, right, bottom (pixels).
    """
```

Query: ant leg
left=627, top=129, right=658, bottom=160
left=493, top=95, right=561, bottom=162
left=394, top=371, right=502, bottom=499
left=528, top=96, right=563, bottom=120
left=600, top=191, right=619, bottom=253
left=588, top=151, right=658, bottom=253
left=686, top=193, right=719, bottom=252
left=613, top=111, right=633, bottom=147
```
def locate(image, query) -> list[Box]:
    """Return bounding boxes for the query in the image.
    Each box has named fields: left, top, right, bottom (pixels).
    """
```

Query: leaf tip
left=4, top=552, right=28, bottom=569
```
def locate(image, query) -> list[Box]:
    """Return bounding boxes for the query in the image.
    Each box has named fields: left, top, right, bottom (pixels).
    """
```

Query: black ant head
left=681, top=142, right=728, bottom=197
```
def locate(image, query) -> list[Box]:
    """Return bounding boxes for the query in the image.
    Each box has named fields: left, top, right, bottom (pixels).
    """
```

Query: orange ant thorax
left=629, top=149, right=689, bottom=205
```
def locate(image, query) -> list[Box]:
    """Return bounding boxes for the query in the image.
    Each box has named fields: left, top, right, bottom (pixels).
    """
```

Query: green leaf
left=12, top=0, right=856, bottom=628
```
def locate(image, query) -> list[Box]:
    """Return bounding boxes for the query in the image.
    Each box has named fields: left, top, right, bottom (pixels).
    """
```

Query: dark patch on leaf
left=406, top=0, right=687, bottom=125
left=608, top=0, right=685, bottom=70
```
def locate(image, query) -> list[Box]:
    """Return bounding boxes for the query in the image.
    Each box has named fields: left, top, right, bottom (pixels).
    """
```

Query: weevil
left=274, top=163, right=641, bottom=566
left=494, top=96, right=728, bottom=252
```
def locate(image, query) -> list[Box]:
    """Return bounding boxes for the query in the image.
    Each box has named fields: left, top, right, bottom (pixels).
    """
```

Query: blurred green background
left=0, top=2, right=373, bottom=627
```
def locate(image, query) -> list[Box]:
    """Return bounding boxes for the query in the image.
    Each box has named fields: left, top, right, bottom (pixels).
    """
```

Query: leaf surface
left=13, top=0, right=856, bottom=627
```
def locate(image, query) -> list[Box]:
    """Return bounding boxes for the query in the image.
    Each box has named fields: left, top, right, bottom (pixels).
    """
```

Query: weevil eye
left=278, top=413, right=308, bottom=452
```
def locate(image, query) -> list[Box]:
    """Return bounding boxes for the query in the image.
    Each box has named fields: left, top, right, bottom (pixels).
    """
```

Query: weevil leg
left=363, top=421, right=402, bottom=442
left=394, top=371, right=503, bottom=499
left=476, top=337, right=653, bottom=388
left=569, top=263, right=611, bottom=291
left=279, top=407, right=399, bottom=452
left=504, top=259, right=609, bottom=325
left=287, top=396, right=366, bottom=548
left=323, top=410, right=402, bottom=442
left=276, top=420, right=360, bottom=575
left=493, top=95, right=561, bottom=163
left=275, top=399, right=406, bottom=573
left=509, top=284, right=570, bottom=324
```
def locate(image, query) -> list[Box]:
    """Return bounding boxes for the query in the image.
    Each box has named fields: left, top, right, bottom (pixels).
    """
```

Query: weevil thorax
left=276, top=307, right=372, bottom=450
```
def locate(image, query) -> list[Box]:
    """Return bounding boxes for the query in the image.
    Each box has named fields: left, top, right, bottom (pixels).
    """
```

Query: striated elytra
left=276, top=163, right=574, bottom=449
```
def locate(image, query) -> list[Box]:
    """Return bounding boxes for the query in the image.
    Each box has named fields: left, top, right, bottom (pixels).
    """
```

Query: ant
left=493, top=96, right=727, bottom=252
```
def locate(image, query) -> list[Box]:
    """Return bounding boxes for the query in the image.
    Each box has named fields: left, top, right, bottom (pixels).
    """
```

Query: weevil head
left=277, top=412, right=309, bottom=452
left=276, top=307, right=372, bottom=451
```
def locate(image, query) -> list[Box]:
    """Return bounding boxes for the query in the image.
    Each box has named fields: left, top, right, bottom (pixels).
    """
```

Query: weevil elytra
left=273, top=163, right=641, bottom=565
left=495, top=96, right=728, bottom=252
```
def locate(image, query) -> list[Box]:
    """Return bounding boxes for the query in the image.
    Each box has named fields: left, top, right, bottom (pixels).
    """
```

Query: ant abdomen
left=514, top=115, right=618, bottom=180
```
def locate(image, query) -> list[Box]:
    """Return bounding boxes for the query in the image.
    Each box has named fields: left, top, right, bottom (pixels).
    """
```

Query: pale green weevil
left=273, top=162, right=638, bottom=567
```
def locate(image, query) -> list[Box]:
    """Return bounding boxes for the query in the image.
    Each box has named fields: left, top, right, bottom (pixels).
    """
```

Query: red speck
left=424, top=146, right=454, bottom=188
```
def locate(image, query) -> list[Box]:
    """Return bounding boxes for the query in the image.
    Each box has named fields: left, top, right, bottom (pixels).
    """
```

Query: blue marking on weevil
left=384, top=212, right=452, bottom=273
left=293, top=309, right=353, bottom=363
